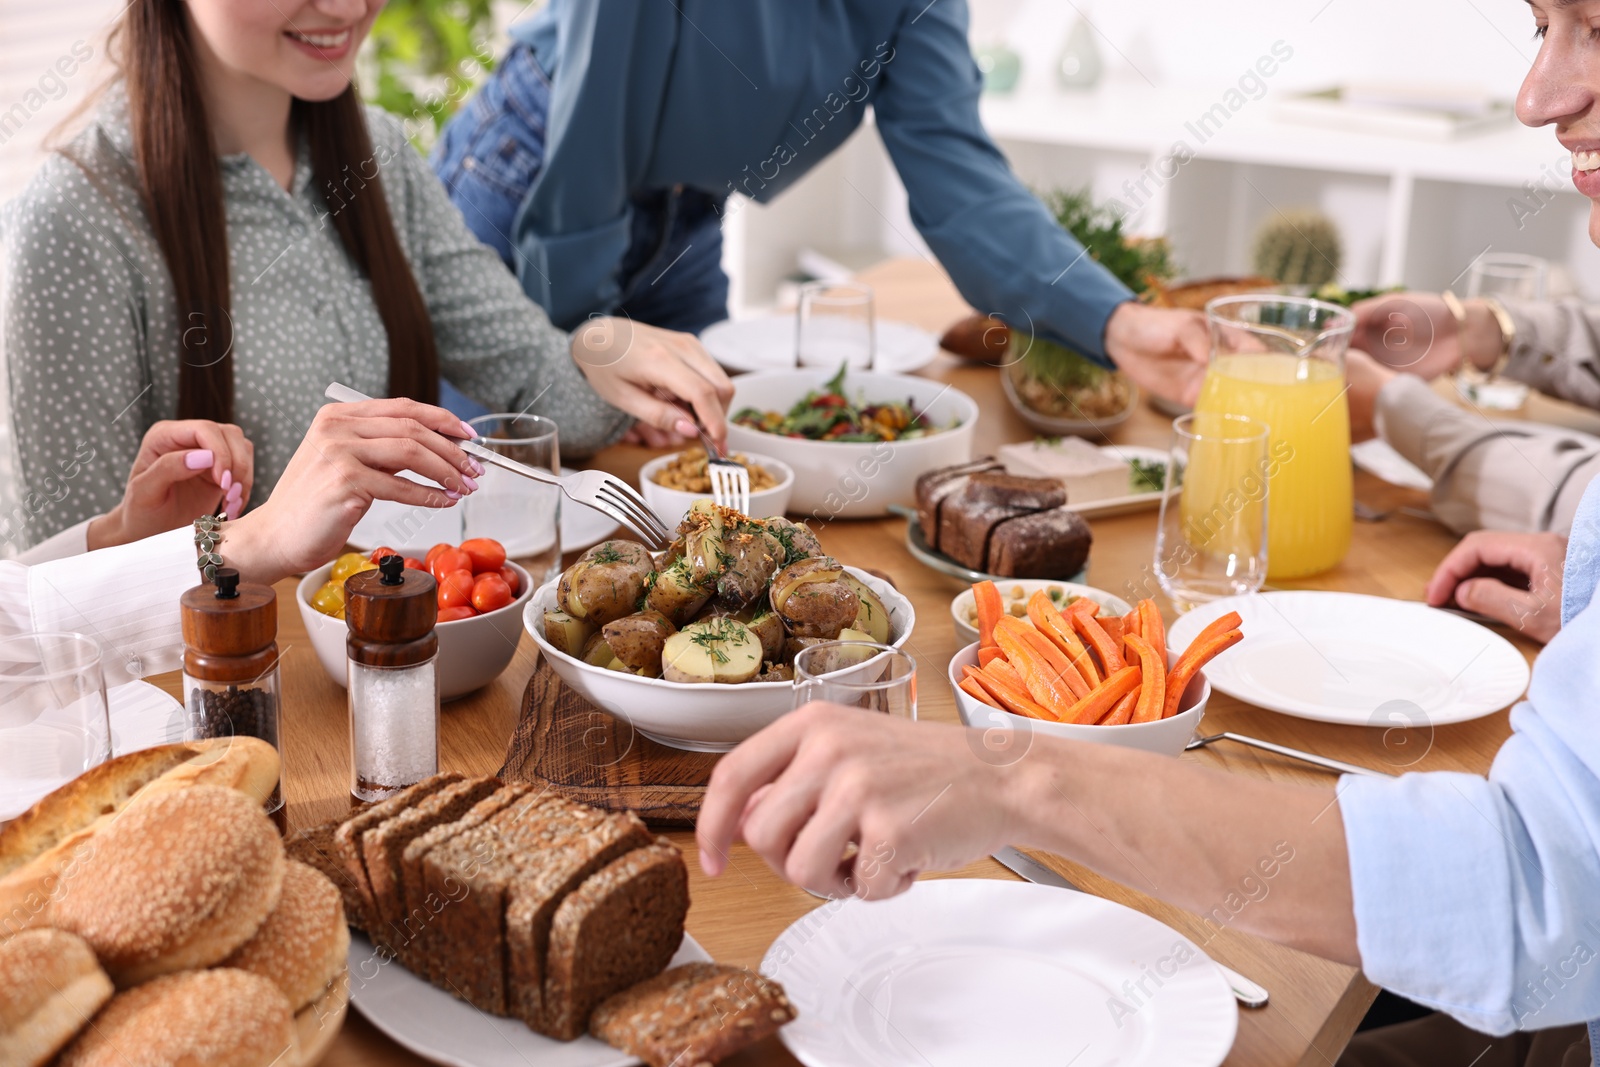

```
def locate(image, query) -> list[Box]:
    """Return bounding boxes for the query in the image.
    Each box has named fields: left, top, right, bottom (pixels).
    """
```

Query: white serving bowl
left=638, top=451, right=795, bottom=529
left=950, top=580, right=1134, bottom=646
left=297, top=560, right=534, bottom=701
left=523, top=566, right=915, bottom=752
left=724, top=369, right=978, bottom=518
left=948, top=641, right=1209, bottom=757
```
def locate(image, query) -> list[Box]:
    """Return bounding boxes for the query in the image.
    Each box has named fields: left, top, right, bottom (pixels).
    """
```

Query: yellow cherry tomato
left=310, top=580, right=347, bottom=619
left=331, top=552, right=376, bottom=583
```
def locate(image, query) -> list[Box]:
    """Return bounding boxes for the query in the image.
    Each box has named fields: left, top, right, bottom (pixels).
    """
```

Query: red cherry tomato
left=430, top=548, right=472, bottom=582
left=459, top=537, right=507, bottom=573
left=402, top=557, right=427, bottom=571
left=471, top=574, right=513, bottom=614
left=438, top=570, right=476, bottom=611
left=424, top=543, right=453, bottom=567
left=437, top=605, right=477, bottom=623
left=369, top=546, right=399, bottom=564
left=497, top=564, right=521, bottom=596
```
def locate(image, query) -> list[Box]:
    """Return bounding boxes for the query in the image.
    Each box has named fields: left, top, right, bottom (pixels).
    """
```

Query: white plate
left=347, top=468, right=619, bottom=559
left=1069, top=444, right=1179, bottom=519
left=1168, top=591, right=1530, bottom=726
left=702, top=315, right=941, bottom=374
left=346, top=931, right=711, bottom=1067
left=763, top=880, right=1235, bottom=1067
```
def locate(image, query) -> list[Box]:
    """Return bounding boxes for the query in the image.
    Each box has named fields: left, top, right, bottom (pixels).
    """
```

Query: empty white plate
left=347, top=932, right=711, bottom=1067
left=701, top=315, right=941, bottom=374
left=763, top=880, right=1235, bottom=1067
left=1168, top=591, right=1530, bottom=726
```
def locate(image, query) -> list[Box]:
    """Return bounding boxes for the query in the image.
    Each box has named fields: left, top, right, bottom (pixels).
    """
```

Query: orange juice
left=1194, top=353, right=1351, bottom=578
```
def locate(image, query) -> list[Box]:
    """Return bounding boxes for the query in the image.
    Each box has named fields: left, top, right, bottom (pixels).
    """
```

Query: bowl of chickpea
left=639, top=448, right=794, bottom=528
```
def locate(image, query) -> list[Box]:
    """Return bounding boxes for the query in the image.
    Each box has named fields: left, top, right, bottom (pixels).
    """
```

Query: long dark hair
left=116, top=0, right=438, bottom=421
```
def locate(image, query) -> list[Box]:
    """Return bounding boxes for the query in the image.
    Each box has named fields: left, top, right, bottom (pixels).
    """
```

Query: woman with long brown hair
left=0, top=0, right=732, bottom=548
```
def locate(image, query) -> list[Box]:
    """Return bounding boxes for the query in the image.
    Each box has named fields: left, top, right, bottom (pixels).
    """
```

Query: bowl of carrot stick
left=947, top=580, right=1244, bottom=756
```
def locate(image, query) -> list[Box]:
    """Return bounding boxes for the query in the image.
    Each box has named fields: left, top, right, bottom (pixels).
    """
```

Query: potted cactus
left=1250, top=209, right=1344, bottom=291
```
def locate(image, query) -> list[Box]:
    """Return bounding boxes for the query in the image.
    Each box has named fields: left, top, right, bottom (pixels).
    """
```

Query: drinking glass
left=466, top=414, right=562, bottom=586
left=0, top=632, right=109, bottom=821
left=1456, top=252, right=1548, bottom=410
left=796, top=281, right=875, bottom=369
left=1155, top=413, right=1270, bottom=613
left=792, top=642, right=917, bottom=719
left=1197, top=295, right=1354, bottom=580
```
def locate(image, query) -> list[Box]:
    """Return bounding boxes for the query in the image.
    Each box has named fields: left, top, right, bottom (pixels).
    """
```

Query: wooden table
left=150, top=258, right=1545, bottom=1067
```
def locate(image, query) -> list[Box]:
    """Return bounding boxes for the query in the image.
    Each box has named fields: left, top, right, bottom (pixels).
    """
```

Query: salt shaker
left=345, top=554, right=439, bottom=802
left=180, top=567, right=283, bottom=816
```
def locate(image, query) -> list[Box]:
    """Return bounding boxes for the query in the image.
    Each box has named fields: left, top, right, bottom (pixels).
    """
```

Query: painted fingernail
left=185, top=450, right=213, bottom=470
left=225, top=500, right=242, bottom=520
left=458, top=420, right=478, bottom=440
left=220, top=469, right=233, bottom=492
left=461, top=474, right=479, bottom=492
left=674, top=418, right=697, bottom=437
left=445, top=489, right=461, bottom=501
left=226, top=480, right=244, bottom=500
left=468, top=458, right=486, bottom=477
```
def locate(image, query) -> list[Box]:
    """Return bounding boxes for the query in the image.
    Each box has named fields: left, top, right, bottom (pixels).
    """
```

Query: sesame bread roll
left=0, top=929, right=113, bottom=1067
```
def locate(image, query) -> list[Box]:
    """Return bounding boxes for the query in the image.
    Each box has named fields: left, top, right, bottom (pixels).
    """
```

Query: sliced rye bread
left=398, top=783, right=539, bottom=981
left=541, top=841, right=690, bottom=1041
left=331, top=772, right=462, bottom=949
left=418, top=793, right=573, bottom=1012
left=589, top=962, right=796, bottom=1067
left=285, top=814, right=370, bottom=933
left=504, top=810, right=653, bottom=1033
left=361, top=776, right=501, bottom=948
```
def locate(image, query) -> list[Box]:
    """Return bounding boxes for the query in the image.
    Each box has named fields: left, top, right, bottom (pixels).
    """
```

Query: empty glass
left=1457, top=252, right=1547, bottom=410
left=792, top=642, right=916, bottom=720
left=796, top=281, right=875, bottom=369
left=0, top=632, right=109, bottom=821
left=1154, top=413, right=1271, bottom=613
left=465, top=414, right=562, bottom=586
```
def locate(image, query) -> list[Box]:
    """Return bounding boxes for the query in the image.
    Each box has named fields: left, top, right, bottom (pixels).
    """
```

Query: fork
left=323, top=384, right=671, bottom=549
left=692, top=423, right=750, bottom=515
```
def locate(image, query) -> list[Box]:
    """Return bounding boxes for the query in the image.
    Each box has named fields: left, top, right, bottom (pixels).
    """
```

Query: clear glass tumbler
left=1154, top=413, right=1271, bottom=613
left=466, top=413, right=562, bottom=586
left=792, top=642, right=916, bottom=720
left=796, top=281, right=875, bottom=370
left=1457, top=252, right=1548, bottom=410
left=0, top=632, right=109, bottom=821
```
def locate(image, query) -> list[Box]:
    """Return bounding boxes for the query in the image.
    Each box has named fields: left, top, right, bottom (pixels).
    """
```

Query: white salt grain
left=349, top=662, right=438, bottom=798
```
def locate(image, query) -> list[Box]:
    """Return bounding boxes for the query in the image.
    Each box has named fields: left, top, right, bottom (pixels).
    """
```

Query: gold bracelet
left=1440, top=289, right=1468, bottom=330
left=1480, top=297, right=1517, bottom=377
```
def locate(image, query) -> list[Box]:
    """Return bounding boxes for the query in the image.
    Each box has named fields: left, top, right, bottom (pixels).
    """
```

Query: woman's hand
left=1426, top=530, right=1567, bottom=643
left=222, top=398, right=482, bottom=586
left=1345, top=349, right=1398, bottom=443
left=570, top=317, right=735, bottom=448
left=698, top=703, right=1017, bottom=900
left=1102, top=303, right=1211, bottom=408
left=86, top=420, right=254, bottom=550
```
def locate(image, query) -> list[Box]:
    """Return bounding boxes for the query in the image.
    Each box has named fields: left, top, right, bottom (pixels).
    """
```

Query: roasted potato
left=661, top=618, right=764, bottom=684
left=714, top=520, right=784, bottom=609
left=771, top=556, right=859, bottom=639
left=646, top=557, right=714, bottom=625
left=840, top=574, right=892, bottom=644
left=557, top=540, right=654, bottom=624
left=763, top=517, right=824, bottom=565
left=543, top=610, right=594, bottom=658
left=679, top=500, right=730, bottom=586
left=754, top=662, right=795, bottom=682
left=745, top=610, right=787, bottom=664
left=600, top=610, right=677, bottom=676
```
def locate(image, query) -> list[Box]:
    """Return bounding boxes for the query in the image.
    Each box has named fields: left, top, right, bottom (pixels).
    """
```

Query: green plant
left=361, top=0, right=500, bottom=145
left=1251, top=210, right=1343, bottom=288
left=1042, top=189, right=1177, bottom=296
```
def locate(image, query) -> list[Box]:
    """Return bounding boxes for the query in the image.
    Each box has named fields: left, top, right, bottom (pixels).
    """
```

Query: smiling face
left=183, top=0, right=383, bottom=103
left=1521, top=0, right=1600, bottom=243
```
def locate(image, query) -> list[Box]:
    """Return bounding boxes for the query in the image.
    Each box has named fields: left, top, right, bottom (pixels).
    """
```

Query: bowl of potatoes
left=523, top=502, right=915, bottom=751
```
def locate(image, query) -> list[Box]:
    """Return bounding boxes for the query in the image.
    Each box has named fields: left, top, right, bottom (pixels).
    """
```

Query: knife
left=992, top=846, right=1270, bottom=1009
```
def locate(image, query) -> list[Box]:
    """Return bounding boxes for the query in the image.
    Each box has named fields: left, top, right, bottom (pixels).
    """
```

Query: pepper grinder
left=180, top=567, right=283, bottom=817
left=345, top=554, right=439, bottom=802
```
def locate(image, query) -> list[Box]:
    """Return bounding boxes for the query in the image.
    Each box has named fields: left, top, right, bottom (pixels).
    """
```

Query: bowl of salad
left=725, top=365, right=978, bottom=518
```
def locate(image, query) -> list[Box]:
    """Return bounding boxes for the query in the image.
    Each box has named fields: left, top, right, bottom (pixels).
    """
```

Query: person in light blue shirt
left=433, top=0, right=1212, bottom=434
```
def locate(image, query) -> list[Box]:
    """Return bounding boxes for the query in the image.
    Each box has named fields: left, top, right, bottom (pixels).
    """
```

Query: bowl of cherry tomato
left=296, top=538, right=535, bottom=700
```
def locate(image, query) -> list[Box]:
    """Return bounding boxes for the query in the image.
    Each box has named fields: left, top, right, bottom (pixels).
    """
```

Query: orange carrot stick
left=1099, top=615, right=1125, bottom=644
left=996, top=617, right=1089, bottom=698
left=993, top=621, right=1079, bottom=718
left=967, top=664, right=1058, bottom=721
left=1122, top=634, right=1167, bottom=724
left=1062, top=666, right=1140, bottom=725
left=1138, top=600, right=1166, bottom=657
left=1072, top=612, right=1125, bottom=674
left=1097, top=687, right=1140, bottom=726
left=1121, top=608, right=1143, bottom=641
left=1066, top=597, right=1101, bottom=619
left=959, top=675, right=1003, bottom=710
left=1162, top=628, right=1243, bottom=718
left=973, top=581, right=1005, bottom=649
left=1190, top=611, right=1242, bottom=651
left=1027, top=592, right=1101, bottom=686
left=978, top=645, right=1008, bottom=668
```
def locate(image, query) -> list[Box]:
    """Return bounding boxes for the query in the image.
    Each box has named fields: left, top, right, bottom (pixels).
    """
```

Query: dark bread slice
left=938, top=496, right=1024, bottom=571
left=541, top=841, right=690, bottom=1041
left=331, top=772, right=462, bottom=949
left=987, top=506, right=1093, bottom=579
left=589, top=963, right=796, bottom=1067
left=398, top=783, right=535, bottom=980
left=362, top=777, right=500, bottom=950
left=913, top=458, right=998, bottom=551
left=963, top=471, right=1066, bottom=511
left=285, top=814, right=370, bottom=933
left=418, top=794, right=571, bottom=1012
left=505, top=810, right=653, bottom=1033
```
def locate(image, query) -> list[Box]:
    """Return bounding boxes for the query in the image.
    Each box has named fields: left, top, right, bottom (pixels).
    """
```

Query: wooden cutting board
left=499, top=660, right=720, bottom=827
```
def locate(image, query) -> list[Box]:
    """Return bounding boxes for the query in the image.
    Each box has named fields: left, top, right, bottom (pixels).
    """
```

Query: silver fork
left=323, top=384, right=671, bottom=549
left=692, top=424, right=750, bottom=515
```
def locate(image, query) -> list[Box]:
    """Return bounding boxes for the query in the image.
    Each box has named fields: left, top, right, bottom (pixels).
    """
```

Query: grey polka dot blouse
left=0, top=90, right=630, bottom=547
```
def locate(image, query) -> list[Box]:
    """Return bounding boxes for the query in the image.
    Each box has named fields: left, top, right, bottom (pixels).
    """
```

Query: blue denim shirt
left=1339, top=479, right=1600, bottom=1059
left=446, top=0, right=1131, bottom=360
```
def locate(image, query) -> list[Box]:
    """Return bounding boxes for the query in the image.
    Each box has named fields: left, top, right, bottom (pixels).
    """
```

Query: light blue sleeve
left=871, top=0, right=1132, bottom=365
left=1338, top=593, right=1600, bottom=1035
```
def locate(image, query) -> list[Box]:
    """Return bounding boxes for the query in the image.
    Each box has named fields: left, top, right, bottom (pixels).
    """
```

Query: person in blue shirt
left=433, top=0, right=1211, bottom=438
left=698, top=4, right=1600, bottom=1060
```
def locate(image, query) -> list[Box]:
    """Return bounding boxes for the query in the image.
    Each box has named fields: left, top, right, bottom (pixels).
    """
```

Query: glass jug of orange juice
left=1194, top=295, right=1355, bottom=579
